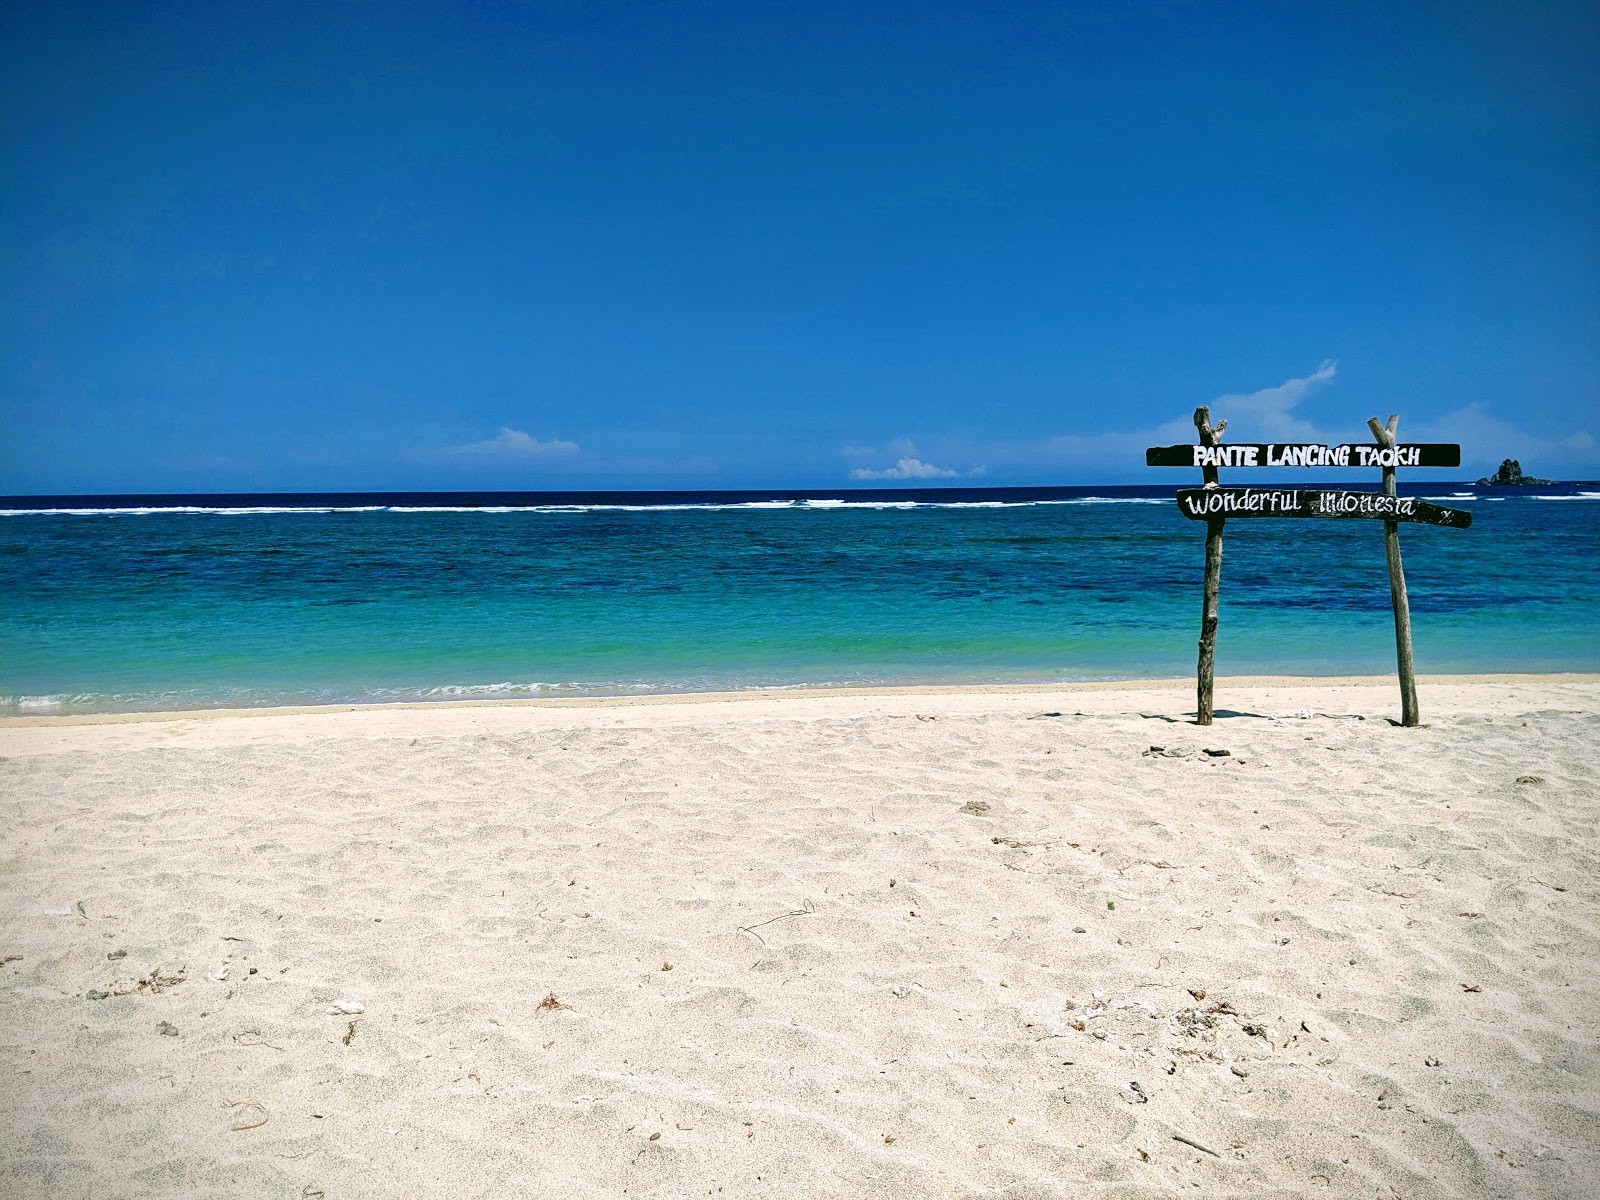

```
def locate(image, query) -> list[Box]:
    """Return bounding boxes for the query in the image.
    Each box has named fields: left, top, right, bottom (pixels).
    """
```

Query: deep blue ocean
left=3, top=484, right=1597, bottom=714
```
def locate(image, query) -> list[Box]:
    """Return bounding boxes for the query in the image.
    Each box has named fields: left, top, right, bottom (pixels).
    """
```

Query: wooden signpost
left=1149, top=409, right=1470, bottom=727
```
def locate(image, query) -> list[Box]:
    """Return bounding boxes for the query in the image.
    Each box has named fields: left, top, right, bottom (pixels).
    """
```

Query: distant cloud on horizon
left=450, top=427, right=580, bottom=457
left=1409, top=402, right=1599, bottom=476
left=1028, top=359, right=1599, bottom=478
left=850, top=456, right=959, bottom=480
left=846, top=438, right=984, bottom=481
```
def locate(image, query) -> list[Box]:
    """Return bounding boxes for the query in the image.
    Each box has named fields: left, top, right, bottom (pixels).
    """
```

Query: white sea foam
left=0, top=493, right=1275, bottom=516
left=9, top=695, right=65, bottom=712
left=797, top=500, right=920, bottom=509
left=0, top=505, right=389, bottom=516
left=1057, top=496, right=1167, bottom=505
left=367, top=681, right=550, bottom=699
left=216, top=506, right=389, bottom=514
left=358, top=680, right=678, bottom=704
left=384, top=505, right=539, bottom=513
left=0, top=499, right=1083, bottom=515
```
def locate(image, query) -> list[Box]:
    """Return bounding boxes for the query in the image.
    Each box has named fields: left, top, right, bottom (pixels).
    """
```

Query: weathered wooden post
left=1367, top=414, right=1420, bottom=726
left=1194, top=405, right=1227, bottom=726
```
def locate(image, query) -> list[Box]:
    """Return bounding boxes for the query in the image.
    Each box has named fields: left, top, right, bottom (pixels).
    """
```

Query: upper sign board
left=1145, top=443, right=1461, bottom=469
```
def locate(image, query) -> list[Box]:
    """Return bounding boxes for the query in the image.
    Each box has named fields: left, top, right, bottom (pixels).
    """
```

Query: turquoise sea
left=3, top=485, right=1597, bottom=715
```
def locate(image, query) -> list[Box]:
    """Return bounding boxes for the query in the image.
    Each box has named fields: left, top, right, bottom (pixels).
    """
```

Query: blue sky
left=2, top=1, right=1596, bottom=493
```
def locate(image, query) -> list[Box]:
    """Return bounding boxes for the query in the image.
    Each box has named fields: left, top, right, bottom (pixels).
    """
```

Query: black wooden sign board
left=1176, top=487, right=1472, bottom=529
left=1153, top=409, right=1469, bottom=730
left=1146, top=442, right=1461, bottom=468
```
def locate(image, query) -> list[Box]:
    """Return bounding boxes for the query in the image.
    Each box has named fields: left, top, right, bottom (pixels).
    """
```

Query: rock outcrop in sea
left=1476, top=458, right=1553, bottom=486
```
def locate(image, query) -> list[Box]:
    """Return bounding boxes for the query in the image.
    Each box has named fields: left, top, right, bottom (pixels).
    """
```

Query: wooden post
left=1194, top=405, right=1227, bottom=726
left=1367, top=414, right=1419, bottom=726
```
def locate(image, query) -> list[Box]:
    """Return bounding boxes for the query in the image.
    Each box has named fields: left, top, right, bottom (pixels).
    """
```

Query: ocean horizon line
left=4, top=479, right=1599, bottom=516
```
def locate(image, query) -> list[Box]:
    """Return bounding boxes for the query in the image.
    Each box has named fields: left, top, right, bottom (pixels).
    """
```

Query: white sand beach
left=1, top=675, right=1596, bottom=1198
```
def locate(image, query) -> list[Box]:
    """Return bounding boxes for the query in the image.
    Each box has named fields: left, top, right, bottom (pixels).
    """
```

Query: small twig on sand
left=1172, top=1133, right=1220, bottom=1158
left=232, top=1029, right=284, bottom=1050
left=738, top=899, right=817, bottom=946
left=225, top=1100, right=270, bottom=1131
left=992, top=836, right=1061, bottom=850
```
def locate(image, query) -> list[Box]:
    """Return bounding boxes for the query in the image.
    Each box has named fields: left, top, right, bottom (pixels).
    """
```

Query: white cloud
left=1028, top=360, right=1599, bottom=478
left=1409, top=403, right=1600, bottom=476
left=850, top=457, right=960, bottom=480
left=844, top=436, right=984, bottom=480
left=1041, top=361, right=1343, bottom=463
left=452, top=427, right=579, bottom=456
left=1209, top=359, right=1338, bottom=440
left=846, top=437, right=986, bottom=480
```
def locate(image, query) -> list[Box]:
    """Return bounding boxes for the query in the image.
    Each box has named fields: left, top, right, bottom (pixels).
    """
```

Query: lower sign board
left=1176, top=487, right=1472, bottom=529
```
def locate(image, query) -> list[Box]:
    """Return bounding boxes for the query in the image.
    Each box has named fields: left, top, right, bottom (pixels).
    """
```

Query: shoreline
left=4, top=671, right=1595, bottom=728
left=3, top=673, right=1595, bottom=758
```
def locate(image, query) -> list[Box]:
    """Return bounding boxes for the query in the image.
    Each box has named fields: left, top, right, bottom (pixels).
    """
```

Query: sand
left=1, top=675, right=1596, bottom=1198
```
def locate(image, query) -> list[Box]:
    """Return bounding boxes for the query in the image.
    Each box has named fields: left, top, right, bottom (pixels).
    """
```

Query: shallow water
left=3, top=485, right=1596, bottom=713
